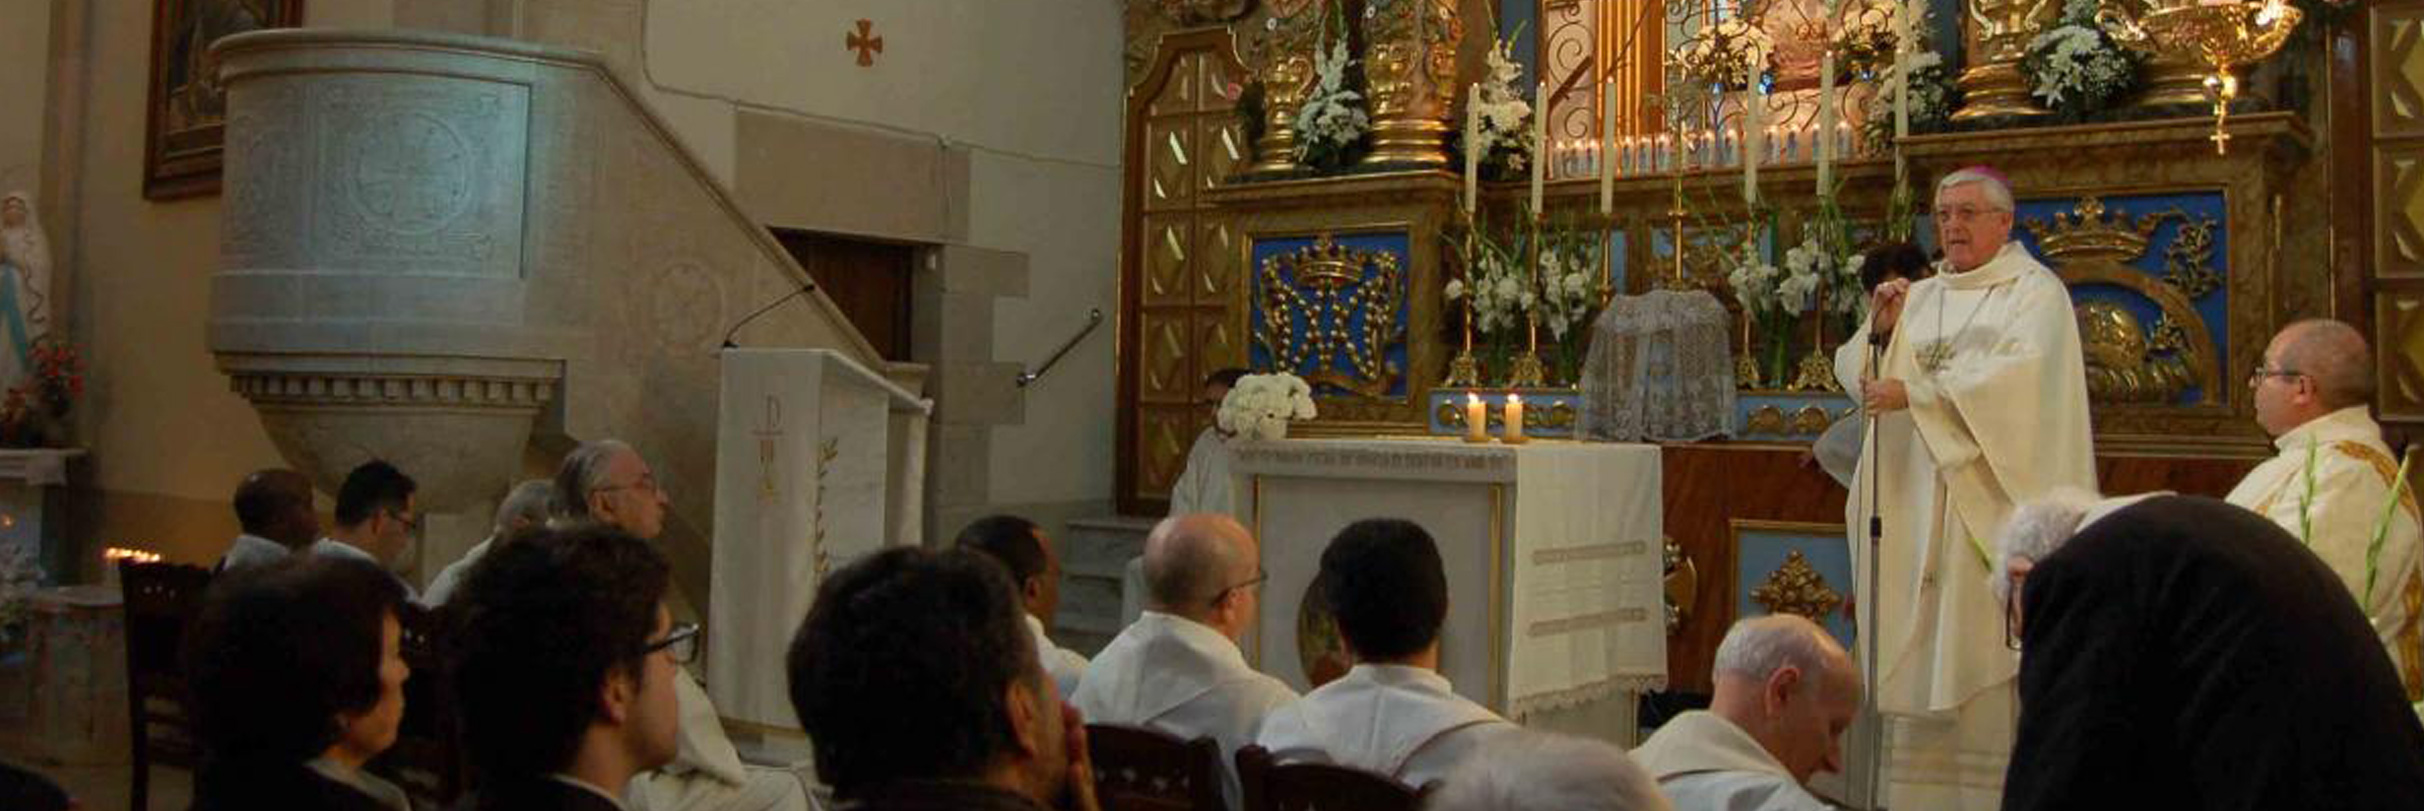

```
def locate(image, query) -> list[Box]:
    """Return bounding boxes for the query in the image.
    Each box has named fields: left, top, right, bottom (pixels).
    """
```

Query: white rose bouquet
left=1217, top=372, right=1319, bottom=441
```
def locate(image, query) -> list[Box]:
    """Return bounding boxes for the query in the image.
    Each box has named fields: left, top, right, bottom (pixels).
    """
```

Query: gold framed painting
left=144, top=0, right=303, bottom=200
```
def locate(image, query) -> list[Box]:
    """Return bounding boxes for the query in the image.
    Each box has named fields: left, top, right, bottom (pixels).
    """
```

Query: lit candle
left=1601, top=78, right=1617, bottom=214
left=1502, top=393, right=1527, bottom=443
left=1465, top=83, right=1480, bottom=214
left=1532, top=81, right=1547, bottom=216
left=1819, top=45, right=1837, bottom=196
left=1465, top=393, right=1490, bottom=442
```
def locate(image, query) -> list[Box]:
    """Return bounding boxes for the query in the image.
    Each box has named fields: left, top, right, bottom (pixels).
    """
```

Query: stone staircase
left=1056, top=515, right=1157, bottom=655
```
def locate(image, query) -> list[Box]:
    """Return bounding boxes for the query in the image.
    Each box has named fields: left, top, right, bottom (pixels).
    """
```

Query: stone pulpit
left=707, top=349, right=931, bottom=731
left=1231, top=437, right=1668, bottom=745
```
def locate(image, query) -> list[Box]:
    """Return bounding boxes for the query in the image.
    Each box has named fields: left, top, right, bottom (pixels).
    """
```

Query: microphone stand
left=1861, top=327, right=1888, bottom=811
left=719, top=281, right=819, bottom=350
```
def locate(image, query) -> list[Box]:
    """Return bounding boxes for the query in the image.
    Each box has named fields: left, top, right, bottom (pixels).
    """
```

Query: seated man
left=2225, top=319, right=2423, bottom=697
left=312, top=460, right=421, bottom=601
left=1425, top=731, right=1670, bottom=811
left=548, top=439, right=808, bottom=811
left=1073, top=513, right=1295, bottom=808
left=217, top=468, right=318, bottom=573
left=424, top=479, right=553, bottom=606
left=1632, top=615, right=1861, bottom=811
left=1255, top=518, right=1515, bottom=788
left=449, top=524, right=685, bottom=811
left=1996, top=494, right=2424, bottom=810
left=787, top=546, right=1098, bottom=811
left=957, top=514, right=1088, bottom=697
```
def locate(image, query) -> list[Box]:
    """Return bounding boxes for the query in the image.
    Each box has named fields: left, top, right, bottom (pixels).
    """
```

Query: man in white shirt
left=1429, top=731, right=1671, bottom=811
left=551, top=439, right=810, bottom=811
left=1255, top=518, right=1515, bottom=790
left=311, top=459, right=422, bottom=602
left=1632, top=615, right=1863, bottom=811
left=1073, top=513, right=1296, bottom=809
left=424, top=479, right=555, bottom=606
left=216, top=468, right=318, bottom=573
left=2224, top=319, right=2423, bottom=699
left=957, top=514, right=1089, bottom=697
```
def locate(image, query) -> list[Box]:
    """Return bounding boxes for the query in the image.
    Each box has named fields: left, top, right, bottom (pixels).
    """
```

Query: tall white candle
left=1601, top=78, right=1617, bottom=215
left=1465, top=83, right=1481, bottom=213
left=1745, top=86, right=1763, bottom=204
left=1818, top=47, right=1837, bottom=196
left=1532, top=81, right=1547, bottom=216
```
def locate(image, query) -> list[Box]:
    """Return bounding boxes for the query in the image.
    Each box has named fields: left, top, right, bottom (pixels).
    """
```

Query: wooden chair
left=1086, top=724, right=1225, bottom=811
left=118, top=560, right=212, bottom=811
left=367, top=601, right=464, bottom=808
left=1235, top=744, right=1427, bottom=811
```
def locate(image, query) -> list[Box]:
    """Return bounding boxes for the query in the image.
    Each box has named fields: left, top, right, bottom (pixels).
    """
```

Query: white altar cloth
left=1230, top=437, right=1667, bottom=739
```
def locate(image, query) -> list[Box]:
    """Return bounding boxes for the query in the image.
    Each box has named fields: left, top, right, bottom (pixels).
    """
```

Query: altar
left=1230, top=436, right=1666, bottom=745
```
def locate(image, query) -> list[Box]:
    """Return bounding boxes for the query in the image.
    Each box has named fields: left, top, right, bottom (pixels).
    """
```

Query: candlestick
left=1531, top=81, right=1546, bottom=215
left=1893, top=0, right=1911, bottom=184
left=1465, top=83, right=1480, bottom=213
left=1745, top=86, right=1763, bottom=205
left=1600, top=79, right=1617, bottom=214
left=1819, top=46, right=1837, bottom=196
left=1464, top=393, right=1491, bottom=443
left=1501, top=393, right=1529, bottom=443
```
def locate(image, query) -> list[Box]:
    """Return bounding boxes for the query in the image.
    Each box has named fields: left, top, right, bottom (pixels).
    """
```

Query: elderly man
left=1633, top=615, right=1862, bottom=811
left=217, top=468, right=319, bottom=573
left=789, top=547, right=1099, bottom=811
left=551, top=439, right=808, bottom=811
left=1256, top=518, right=1515, bottom=789
left=1073, top=513, right=1296, bottom=809
left=312, top=459, right=422, bottom=601
left=958, top=515, right=1089, bottom=697
left=423, top=479, right=555, bottom=606
left=2224, top=319, right=2423, bottom=698
left=1426, top=731, right=1670, bottom=811
left=1828, top=166, right=2094, bottom=807
left=1995, top=494, right=2424, bottom=810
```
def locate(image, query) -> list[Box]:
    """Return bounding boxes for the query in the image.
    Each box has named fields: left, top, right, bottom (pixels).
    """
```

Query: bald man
left=1634, top=615, right=1863, bottom=811
left=2225, top=319, right=2423, bottom=699
left=1072, top=513, right=1296, bottom=810
left=217, top=469, right=319, bottom=572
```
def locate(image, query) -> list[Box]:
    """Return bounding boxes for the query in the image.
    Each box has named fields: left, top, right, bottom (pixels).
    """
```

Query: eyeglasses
left=593, top=475, right=664, bottom=497
left=1212, top=569, right=1268, bottom=605
left=1932, top=204, right=2003, bottom=223
left=644, top=622, right=703, bottom=665
left=384, top=509, right=421, bottom=534
left=2248, top=365, right=2307, bottom=387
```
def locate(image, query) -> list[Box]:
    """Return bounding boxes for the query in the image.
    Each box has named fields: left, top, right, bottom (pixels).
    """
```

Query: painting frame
left=143, top=0, right=304, bottom=201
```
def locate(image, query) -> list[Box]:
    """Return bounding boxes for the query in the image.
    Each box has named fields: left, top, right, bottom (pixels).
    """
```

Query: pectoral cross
left=1917, top=339, right=1956, bottom=374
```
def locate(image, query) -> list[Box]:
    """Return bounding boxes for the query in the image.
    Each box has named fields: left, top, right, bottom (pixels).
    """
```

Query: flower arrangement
left=1677, top=17, right=1774, bottom=89
left=2022, top=0, right=2140, bottom=120
left=1856, top=2, right=1959, bottom=153
left=1216, top=372, right=1318, bottom=441
left=1292, top=38, right=1371, bottom=170
left=1, top=336, right=82, bottom=448
left=1446, top=210, right=1607, bottom=385
left=1833, top=0, right=1904, bottom=78
left=0, top=541, right=40, bottom=653
left=1458, top=35, right=1534, bottom=183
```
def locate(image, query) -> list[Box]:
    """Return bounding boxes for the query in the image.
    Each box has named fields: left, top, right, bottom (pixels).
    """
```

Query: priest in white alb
left=1832, top=166, right=2096, bottom=808
left=1073, top=514, right=1297, bottom=809
left=2225, top=319, right=2423, bottom=699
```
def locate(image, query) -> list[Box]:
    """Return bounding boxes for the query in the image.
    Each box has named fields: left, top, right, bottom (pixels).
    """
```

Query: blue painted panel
left=1500, top=0, right=1536, bottom=86
left=2007, top=192, right=2230, bottom=406
left=1735, top=524, right=1859, bottom=649
left=1607, top=228, right=1628, bottom=294
left=1249, top=232, right=1414, bottom=398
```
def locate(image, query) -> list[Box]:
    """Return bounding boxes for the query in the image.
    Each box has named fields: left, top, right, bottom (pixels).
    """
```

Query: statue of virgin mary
left=0, top=191, right=53, bottom=394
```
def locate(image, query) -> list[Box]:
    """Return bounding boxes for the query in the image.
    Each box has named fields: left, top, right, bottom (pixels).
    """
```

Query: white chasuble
left=1254, top=664, right=1516, bottom=790
left=1073, top=612, right=1297, bottom=809
left=2225, top=406, right=2424, bottom=700
left=1831, top=241, right=2096, bottom=808
left=1633, top=710, right=1834, bottom=811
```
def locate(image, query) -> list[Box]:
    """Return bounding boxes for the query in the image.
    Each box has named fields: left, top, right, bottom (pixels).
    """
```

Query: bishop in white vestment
left=1832, top=169, right=2095, bottom=808
left=2225, top=320, right=2423, bottom=699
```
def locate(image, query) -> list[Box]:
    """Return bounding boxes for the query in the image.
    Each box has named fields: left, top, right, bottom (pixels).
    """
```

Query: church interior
left=1, top=0, right=2420, bottom=809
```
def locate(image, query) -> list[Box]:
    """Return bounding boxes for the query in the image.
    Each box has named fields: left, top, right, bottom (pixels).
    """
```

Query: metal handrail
left=1016, top=308, right=1104, bottom=388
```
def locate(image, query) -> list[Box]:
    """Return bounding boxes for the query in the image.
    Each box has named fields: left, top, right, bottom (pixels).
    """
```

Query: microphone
left=719, top=280, right=819, bottom=349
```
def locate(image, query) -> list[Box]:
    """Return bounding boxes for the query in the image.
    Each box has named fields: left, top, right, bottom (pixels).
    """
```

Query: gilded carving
left=2026, top=196, right=2221, bottom=406
left=1744, top=404, right=1789, bottom=435
left=2382, top=292, right=2424, bottom=417
left=2161, top=214, right=2223, bottom=299
left=1359, top=0, right=1461, bottom=166
left=2382, top=149, right=2424, bottom=277
left=1750, top=550, right=1843, bottom=622
left=1245, top=0, right=1322, bottom=173
left=1790, top=405, right=1833, bottom=435
left=2077, top=301, right=2197, bottom=404
left=2377, top=11, right=2424, bottom=133
left=1158, top=0, right=1255, bottom=26
left=1255, top=234, right=1407, bottom=398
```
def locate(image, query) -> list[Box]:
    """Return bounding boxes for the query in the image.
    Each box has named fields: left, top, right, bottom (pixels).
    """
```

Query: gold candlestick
left=1445, top=220, right=1483, bottom=387
left=1506, top=211, right=1548, bottom=388
left=1950, top=0, right=2059, bottom=121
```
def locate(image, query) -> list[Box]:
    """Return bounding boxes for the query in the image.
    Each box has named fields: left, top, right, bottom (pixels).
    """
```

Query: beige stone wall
left=34, top=0, right=1121, bottom=573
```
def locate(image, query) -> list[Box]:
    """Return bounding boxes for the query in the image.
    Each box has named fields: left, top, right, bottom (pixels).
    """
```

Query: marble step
left=1055, top=515, right=1156, bottom=655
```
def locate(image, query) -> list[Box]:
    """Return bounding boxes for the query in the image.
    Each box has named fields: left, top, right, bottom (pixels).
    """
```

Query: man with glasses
left=450, top=523, right=689, bottom=811
left=1828, top=166, right=2095, bottom=809
left=550, top=439, right=810, bottom=811
left=1074, top=513, right=1295, bottom=810
left=2224, top=319, right=2423, bottom=699
left=313, top=459, right=423, bottom=602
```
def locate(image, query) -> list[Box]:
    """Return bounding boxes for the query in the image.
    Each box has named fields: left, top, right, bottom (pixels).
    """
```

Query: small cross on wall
left=846, top=19, right=883, bottom=67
